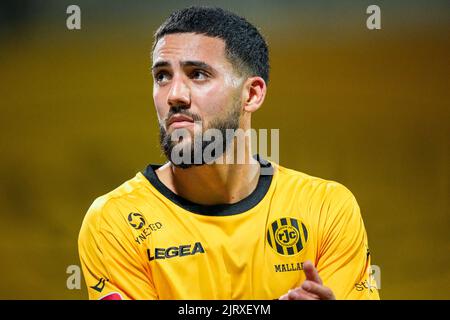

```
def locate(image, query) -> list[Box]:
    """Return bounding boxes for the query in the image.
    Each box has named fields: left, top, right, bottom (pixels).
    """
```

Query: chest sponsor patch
left=147, top=242, right=205, bottom=261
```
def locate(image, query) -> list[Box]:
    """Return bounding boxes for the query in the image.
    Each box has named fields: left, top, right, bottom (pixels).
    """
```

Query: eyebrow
left=152, top=61, right=170, bottom=70
left=152, top=60, right=214, bottom=73
left=181, top=60, right=213, bottom=72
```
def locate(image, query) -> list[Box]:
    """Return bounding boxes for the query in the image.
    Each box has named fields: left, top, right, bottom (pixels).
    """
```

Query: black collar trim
left=142, top=155, right=274, bottom=216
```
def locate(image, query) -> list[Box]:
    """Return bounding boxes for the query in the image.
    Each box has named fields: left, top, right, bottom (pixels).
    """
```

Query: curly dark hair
left=153, top=6, right=269, bottom=83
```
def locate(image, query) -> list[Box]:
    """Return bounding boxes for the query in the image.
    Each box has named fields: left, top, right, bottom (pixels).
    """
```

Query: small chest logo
left=128, top=212, right=146, bottom=230
left=267, top=217, right=308, bottom=256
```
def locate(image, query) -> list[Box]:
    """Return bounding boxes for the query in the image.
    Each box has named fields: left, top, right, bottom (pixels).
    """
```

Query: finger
left=303, top=260, right=323, bottom=285
left=287, top=288, right=318, bottom=300
left=301, top=280, right=335, bottom=300
left=279, top=288, right=317, bottom=300
left=279, top=293, right=289, bottom=300
left=279, top=289, right=296, bottom=300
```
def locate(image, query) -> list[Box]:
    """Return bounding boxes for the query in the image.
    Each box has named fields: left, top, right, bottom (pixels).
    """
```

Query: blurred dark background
left=0, top=0, right=449, bottom=299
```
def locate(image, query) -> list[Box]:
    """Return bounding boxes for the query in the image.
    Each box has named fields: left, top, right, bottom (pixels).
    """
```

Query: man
left=78, top=6, right=379, bottom=300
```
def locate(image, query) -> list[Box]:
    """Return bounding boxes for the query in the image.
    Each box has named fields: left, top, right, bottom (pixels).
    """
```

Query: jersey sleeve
left=78, top=197, right=158, bottom=300
left=315, top=184, right=380, bottom=300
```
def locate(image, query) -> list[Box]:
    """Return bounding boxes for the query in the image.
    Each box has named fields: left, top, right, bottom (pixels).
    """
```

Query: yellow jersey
left=78, top=157, right=379, bottom=300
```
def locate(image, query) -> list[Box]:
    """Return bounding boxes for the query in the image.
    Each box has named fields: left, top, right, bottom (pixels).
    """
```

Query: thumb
left=303, top=260, right=322, bottom=285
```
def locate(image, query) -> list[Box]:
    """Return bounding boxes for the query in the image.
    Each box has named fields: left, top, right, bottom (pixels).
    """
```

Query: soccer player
left=78, top=6, right=379, bottom=300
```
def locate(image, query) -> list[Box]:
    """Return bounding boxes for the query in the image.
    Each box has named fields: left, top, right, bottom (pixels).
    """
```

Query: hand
left=279, top=260, right=336, bottom=300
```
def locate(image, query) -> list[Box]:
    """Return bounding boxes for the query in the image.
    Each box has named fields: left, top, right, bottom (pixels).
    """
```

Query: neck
left=155, top=146, right=261, bottom=205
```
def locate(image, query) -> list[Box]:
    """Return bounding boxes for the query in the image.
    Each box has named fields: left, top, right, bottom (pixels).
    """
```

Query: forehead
left=153, top=33, right=228, bottom=66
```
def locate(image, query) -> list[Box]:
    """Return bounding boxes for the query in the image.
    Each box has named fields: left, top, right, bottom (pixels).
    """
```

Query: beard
left=159, top=101, right=241, bottom=169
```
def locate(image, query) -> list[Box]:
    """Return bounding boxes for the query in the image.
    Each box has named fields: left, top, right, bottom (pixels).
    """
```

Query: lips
left=167, top=114, right=194, bottom=128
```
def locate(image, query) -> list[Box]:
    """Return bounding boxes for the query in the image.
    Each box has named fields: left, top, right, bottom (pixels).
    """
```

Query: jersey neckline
left=141, top=155, right=274, bottom=216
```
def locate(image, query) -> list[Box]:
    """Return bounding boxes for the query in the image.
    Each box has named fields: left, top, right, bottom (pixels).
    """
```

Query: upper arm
left=78, top=198, right=158, bottom=300
left=316, top=185, right=380, bottom=300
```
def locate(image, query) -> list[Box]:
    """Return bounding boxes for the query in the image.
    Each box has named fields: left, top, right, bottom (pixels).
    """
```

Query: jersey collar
left=142, top=155, right=274, bottom=216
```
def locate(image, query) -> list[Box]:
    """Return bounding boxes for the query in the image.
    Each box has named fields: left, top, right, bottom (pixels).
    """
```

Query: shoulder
left=79, top=172, right=151, bottom=237
left=274, top=163, right=356, bottom=203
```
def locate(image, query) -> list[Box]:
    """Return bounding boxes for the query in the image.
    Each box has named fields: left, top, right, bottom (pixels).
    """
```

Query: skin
left=151, top=33, right=335, bottom=300
left=279, top=260, right=336, bottom=300
left=151, top=32, right=265, bottom=205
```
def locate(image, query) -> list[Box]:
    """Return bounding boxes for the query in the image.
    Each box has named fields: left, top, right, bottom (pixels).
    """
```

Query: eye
left=190, top=69, right=209, bottom=81
left=154, top=71, right=171, bottom=84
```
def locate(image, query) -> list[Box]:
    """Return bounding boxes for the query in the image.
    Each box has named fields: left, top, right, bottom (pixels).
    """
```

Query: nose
left=167, top=75, right=190, bottom=108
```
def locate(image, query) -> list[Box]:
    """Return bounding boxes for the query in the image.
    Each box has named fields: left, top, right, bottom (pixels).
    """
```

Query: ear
left=242, top=76, right=267, bottom=113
